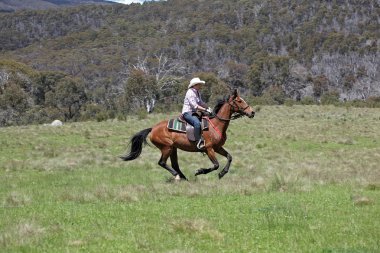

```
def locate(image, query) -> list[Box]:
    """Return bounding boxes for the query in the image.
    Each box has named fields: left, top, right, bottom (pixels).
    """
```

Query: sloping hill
left=0, top=0, right=379, bottom=126
left=0, top=0, right=113, bottom=12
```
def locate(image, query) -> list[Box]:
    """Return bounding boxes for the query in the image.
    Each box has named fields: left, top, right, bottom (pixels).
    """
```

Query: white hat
left=188, top=77, right=206, bottom=89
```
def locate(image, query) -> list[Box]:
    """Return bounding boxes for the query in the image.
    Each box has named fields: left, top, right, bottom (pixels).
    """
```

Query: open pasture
left=0, top=105, right=379, bottom=252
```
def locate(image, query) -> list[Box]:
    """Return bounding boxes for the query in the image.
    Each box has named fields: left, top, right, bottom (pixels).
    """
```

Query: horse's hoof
left=195, top=169, right=202, bottom=176
left=218, top=172, right=226, bottom=179
left=174, top=175, right=181, bottom=181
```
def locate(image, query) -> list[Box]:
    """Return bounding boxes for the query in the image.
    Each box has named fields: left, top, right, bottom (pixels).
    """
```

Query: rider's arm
left=197, top=96, right=208, bottom=112
left=196, top=104, right=207, bottom=112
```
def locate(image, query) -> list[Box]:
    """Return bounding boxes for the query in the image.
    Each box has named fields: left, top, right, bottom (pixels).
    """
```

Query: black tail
left=120, top=128, right=152, bottom=161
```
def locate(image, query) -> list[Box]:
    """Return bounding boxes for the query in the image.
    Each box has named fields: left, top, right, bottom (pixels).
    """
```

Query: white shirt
left=182, top=88, right=207, bottom=114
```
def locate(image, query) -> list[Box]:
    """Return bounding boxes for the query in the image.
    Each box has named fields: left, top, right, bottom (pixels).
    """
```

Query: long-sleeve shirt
left=182, top=88, right=207, bottom=114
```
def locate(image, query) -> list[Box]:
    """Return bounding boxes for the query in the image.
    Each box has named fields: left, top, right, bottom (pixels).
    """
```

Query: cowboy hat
left=188, top=77, right=206, bottom=89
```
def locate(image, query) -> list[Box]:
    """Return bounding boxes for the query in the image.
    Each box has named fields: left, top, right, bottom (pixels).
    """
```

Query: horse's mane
left=213, top=95, right=230, bottom=115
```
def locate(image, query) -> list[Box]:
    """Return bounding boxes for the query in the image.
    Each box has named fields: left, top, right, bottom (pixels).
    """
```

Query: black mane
left=213, top=95, right=230, bottom=114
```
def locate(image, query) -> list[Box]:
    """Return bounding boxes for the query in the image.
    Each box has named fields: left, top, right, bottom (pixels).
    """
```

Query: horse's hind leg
left=170, top=148, right=187, bottom=180
left=158, top=147, right=179, bottom=178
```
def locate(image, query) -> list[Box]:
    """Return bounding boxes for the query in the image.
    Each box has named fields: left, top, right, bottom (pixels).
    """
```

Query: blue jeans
left=182, top=112, right=201, bottom=141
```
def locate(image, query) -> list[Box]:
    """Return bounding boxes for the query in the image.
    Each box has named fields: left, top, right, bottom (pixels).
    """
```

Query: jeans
left=182, top=112, right=201, bottom=141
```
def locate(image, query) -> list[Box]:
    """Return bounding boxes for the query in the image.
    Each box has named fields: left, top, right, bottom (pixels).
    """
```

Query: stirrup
left=196, top=138, right=205, bottom=150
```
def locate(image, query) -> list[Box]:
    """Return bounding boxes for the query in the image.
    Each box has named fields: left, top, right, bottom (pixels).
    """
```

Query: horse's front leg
left=215, top=147, right=232, bottom=179
left=195, top=148, right=219, bottom=176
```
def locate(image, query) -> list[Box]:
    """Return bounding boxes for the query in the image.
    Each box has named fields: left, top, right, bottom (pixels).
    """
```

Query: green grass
left=1, top=105, right=379, bottom=252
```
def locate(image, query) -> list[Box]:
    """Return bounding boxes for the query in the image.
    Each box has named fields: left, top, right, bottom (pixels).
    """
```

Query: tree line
left=1, top=58, right=379, bottom=127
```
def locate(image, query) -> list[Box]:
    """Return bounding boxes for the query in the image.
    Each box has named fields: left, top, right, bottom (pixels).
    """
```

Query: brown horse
left=120, top=89, right=255, bottom=180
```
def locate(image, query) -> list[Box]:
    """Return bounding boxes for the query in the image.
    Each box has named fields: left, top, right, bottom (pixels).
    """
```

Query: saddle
left=167, top=115, right=209, bottom=141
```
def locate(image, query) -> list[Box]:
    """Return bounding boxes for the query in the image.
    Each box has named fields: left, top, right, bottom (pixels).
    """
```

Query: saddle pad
left=167, top=118, right=209, bottom=133
left=167, top=118, right=186, bottom=132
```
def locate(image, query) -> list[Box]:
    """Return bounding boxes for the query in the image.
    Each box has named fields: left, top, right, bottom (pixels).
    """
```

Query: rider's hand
left=206, top=107, right=213, bottom=114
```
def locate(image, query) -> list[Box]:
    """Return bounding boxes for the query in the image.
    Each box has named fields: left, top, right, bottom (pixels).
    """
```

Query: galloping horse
left=120, top=89, right=255, bottom=180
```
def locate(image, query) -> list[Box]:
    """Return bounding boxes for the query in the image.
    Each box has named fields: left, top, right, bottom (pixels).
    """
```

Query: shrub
left=300, top=96, right=315, bottom=105
left=312, top=75, right=329, bottom=97
left=80, top=103, right=109, bottom=122
left=116, top=113, right=127, bottom=121
left=22, top=106, right=50, bottom=125
left=260, top=85, right=287, bottom=105
left=366, top=96, right=380, bottom=108
left=284, top=98, right=296, bottom=106
left=321, top=91, right=340, bottom=105
left=137, top=108, right=148, bottom=120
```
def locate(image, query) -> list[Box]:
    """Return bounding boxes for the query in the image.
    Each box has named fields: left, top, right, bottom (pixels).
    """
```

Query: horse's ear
left=232, top=89, right=239, bottom=98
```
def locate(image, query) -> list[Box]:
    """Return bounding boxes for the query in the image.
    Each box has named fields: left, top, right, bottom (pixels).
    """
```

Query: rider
left=182, top=77, right=213, bottom=150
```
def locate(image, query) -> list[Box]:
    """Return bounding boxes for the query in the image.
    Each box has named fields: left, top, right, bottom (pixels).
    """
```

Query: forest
left=0, top=0, right=112, bottom=12
left=0, top=0, right=379, bottom=126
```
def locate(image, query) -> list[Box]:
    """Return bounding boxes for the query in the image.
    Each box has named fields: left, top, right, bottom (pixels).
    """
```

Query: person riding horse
left=182, top=77, right=213, bottom=150
left=121, top=88, right=255, bottom=180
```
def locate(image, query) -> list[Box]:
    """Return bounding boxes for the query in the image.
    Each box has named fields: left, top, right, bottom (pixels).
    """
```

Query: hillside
left=0, top=0, right=114, bottom=12
left=0, top=0, right=379, bottom=126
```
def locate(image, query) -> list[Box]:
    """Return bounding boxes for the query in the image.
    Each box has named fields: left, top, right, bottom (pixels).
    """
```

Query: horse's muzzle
left=247, top=111, right=255, bottom=118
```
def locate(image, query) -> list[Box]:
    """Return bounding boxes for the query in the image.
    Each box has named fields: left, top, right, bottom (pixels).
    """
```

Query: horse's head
left=229, top=89, right=255, bottom=118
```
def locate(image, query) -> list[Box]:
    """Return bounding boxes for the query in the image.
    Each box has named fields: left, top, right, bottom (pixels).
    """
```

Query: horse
left=120, top=89, right=255, bottom=180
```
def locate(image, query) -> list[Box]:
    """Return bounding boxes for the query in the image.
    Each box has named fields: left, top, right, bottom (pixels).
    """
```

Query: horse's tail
left=120, top=128, right=152, bottom=161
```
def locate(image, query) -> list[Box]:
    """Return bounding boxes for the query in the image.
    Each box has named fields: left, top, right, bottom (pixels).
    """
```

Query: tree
left=132, top=53, right=186, bottom=83
left=123, top=52, right=186, bottom=113
left=45, top=76, right=87, bottom=121
left=312, top=75, right=329, bottom=98
left=32, top=71, right=66, bottom=105
left=156, top=76, right=184, bottom=111
left=196, top=72, right=230, bottom=106
left=222, top=60, right=249, bottom=88
left=0, top=81, right=30, bottom=126
left=0, top=81, right=29, bottom=111
left=246, top=62, right=265, bottom=96
left=261, top=85, right=287, bottom=105
left=123, top=69, right=158, bottom=113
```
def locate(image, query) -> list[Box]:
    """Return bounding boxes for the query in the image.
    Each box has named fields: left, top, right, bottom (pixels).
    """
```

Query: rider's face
left=194, top=83, right=202, bottom=90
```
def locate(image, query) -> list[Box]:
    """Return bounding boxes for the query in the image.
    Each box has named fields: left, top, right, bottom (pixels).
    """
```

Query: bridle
left=230, top=99, right=250, bottom=115
left=214, top=98, right=250, bottom=122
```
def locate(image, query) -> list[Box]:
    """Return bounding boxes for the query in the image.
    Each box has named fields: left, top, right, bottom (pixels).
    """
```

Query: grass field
left=0, top=105, right=379, bottom=252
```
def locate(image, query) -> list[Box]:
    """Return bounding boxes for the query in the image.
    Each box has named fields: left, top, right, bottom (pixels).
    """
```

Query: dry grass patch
left=60, top=184, right=145, bottom=203
left=2, top=159, right=28, bottom=171
left=351, top=194, right=374, bottom=206
left=0, top=221, right=45, bottom=248
left=68, top=239, right=87, bottom=247
left=167, top=250, right=194, bottom=253
left=60, top=191, right=97, bottom=203
left=170, top=218, right=224, bottom=241
left=3, top=192, right=31, bottom=207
